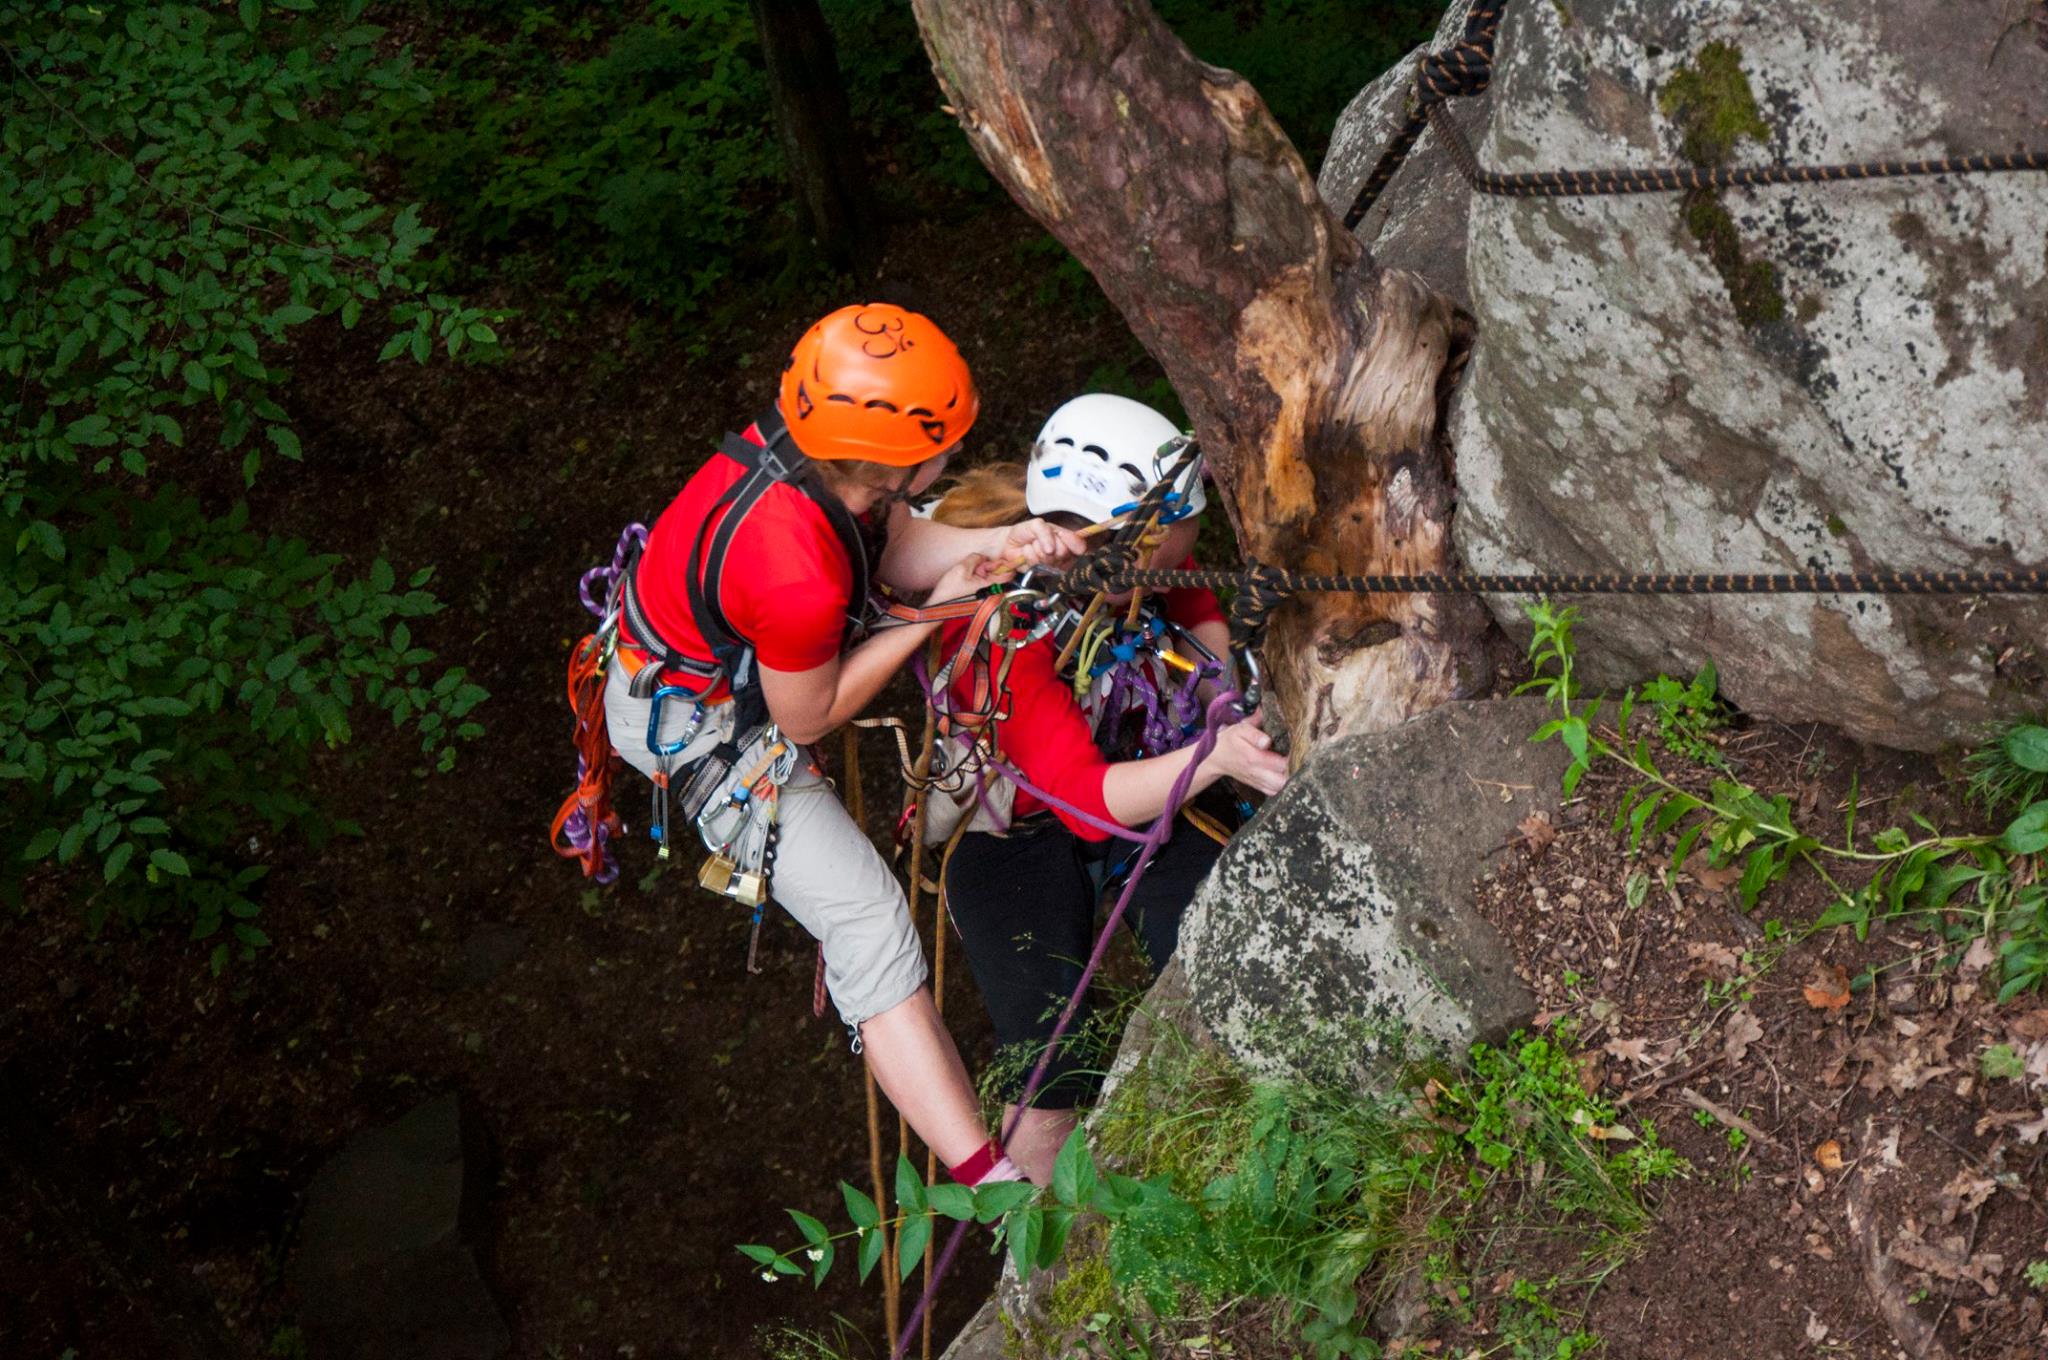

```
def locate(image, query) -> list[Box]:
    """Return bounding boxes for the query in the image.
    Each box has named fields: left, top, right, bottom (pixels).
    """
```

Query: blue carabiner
left=646, top=685, right=705, bottom=757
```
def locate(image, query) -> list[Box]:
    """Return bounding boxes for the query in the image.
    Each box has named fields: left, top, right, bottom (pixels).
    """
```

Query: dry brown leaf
left=1803, top=963, right=1852, bottom=1011
left=1724, top=1006, right=1764, bottom=1066
left=1889, top=1227, right=2004, bottom=1294
left=1959, top=935, right=1998, bottom=983
left=1686, top=854, right=1742, bottom=892
left=2007, top=1009, right=2048, bottom=1042
left=1814, top=1139, right=1845, bottom=1171
left=1517, top=810, right=1557, bottom=857
left=1604, top=1036, right=1651, bottom=1064
left=1685, top=941, right=1742, bottom=979
left=1935, top=1167, right=1997, bottom=1225
left=2015, top=1109, right=2048, bottom=1145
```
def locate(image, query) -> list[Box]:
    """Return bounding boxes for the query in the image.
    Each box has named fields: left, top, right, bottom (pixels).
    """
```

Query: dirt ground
left=1467, top=722, right=2048, bottom=1359
left=0, top=204, right=1163, bottom=1360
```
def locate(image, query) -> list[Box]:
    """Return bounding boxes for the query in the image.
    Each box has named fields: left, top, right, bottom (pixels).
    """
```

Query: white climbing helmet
left=1025, top=393, right=1206, bottom=526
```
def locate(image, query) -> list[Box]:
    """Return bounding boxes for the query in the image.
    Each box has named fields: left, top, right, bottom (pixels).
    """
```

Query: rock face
left=1322, top=0, right=2048, bottom=750
left=293, top=1094, right=509, bottom=1360
left=1177, top=699, right=1549, bottom=1090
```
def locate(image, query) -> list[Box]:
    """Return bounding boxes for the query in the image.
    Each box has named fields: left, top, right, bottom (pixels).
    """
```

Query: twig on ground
left=1679, top=1087, right=1782, bottom=1148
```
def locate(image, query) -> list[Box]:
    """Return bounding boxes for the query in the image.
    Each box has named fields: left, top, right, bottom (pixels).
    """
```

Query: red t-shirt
left=942, top=576, right=1223, bottom=842
left=623, top=425, right=857, bottom=691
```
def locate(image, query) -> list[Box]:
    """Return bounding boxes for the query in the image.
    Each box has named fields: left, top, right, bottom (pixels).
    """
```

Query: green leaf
left=465, top=322, right=497, bottom=344
left=21, top=520, right=64, bottom=562
left=926, top=1183, right=976, bottom=1221
left=856, top=1226, right=884, bottom=1282
left=23, top=827, right=61, bottom=861
left=268, top=426, right=302, bottom=461
left=64, top=413, right=113, bottom=446
left=103, top=842, right=135, bottom=883
left=371, top=558, right=395, bottom=593
left=2006, top=726, right=2048, bottom=773
left=896, top=1212, right=932, bottom=1282
left=410, top=327, right=430, bottom=364
left=149, top=848, right=191, bottom=877
left=182, top=360, right=211, bottom=392
left=840, top=1181, right=880, bottom=1231
left=239, top=0, right=261, bottom=29
left=2004, top=801, right=2048, bottom=856
left=1737, top=846, right=1778, bottom=911
left=786, top=1209, right=828, bottom=1248
left=972, top=1180, right=1036, bottom=1223
left=894, top=1154, right=926, bottom=1215
left=233, top=924, right=270, bottom=948
left=1051, top=1127, right=1095, bottom=1207
left=735, top=1244, right=778, bottom=1267
left=1006, top=1205, right=1041, bottom=1275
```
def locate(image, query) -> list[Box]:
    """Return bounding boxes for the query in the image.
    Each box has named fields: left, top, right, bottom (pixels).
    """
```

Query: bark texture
left=910, top=0, right=1495, bottom=749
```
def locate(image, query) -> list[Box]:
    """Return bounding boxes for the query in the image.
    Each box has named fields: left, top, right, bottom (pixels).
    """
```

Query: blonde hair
left=928, top=462, right=1031, bottom=528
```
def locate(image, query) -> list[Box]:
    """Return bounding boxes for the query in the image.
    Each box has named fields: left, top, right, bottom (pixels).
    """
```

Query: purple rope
left=560, top=750, right=620, bottom=885
left=579, top=523, right=647, bottom=618
left=887, top=688, right=1240, bottom=1360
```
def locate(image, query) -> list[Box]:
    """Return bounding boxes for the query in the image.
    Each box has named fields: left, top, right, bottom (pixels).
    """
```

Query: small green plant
left=1498, top=1276, right=1600, bottom=1360
left=2024, top=1258, right=2048, bottom=1290
left=745, top=1020, right=1683, bottom=1359
left=1519, top=602, right=2048, bottom=997
left=1980, top=1044, right=2026, bottom=1081
left=1639, top=662, right=1727, bottom=765
left=1964, top=717, right=2048, bottom=817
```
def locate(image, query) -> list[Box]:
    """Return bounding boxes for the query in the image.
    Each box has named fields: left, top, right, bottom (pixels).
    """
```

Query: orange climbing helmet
left=777, top=303, right=979, bottom=465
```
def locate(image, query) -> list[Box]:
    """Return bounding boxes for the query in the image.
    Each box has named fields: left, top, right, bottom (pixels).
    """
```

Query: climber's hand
left=1203, top=709, right=1287, bottom=797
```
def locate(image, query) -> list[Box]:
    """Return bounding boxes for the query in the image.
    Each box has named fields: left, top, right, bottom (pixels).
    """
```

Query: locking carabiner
left=645, top=685, right=706, bottom=758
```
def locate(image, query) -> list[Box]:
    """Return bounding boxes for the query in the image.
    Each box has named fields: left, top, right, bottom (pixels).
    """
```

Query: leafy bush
left=3, top=1, right=492, bottom=959
left=1519, top=602, right=2048, bottom=999
left=375, top=0, right=787, bottom=316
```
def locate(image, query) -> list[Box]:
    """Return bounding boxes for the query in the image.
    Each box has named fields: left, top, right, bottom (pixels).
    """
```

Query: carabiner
left=646, top=685, right=706, bottom=757
left=1236, top=650, right=1264, bottom=716
left=697, top=789, right=752, bottom=854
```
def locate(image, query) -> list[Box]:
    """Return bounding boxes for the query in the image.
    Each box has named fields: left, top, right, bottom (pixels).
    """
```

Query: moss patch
left=1657, top=40, right=1769, bottom=167
left=1680, top=190, right=1787, bottom=326
left=1660, top=43, right=1785, bottom=328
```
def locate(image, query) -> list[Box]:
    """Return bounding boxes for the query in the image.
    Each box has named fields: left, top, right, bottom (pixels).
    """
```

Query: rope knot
left=1415, top=0, right=1502, bottom=106
left=1226, top=559, right=1291, bottom=654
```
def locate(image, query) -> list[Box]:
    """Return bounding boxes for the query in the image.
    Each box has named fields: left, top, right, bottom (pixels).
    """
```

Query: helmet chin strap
left=878, top=463, right=923, bottom=508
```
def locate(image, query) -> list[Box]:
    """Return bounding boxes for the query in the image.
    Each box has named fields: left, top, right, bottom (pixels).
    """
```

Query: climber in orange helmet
left=605, top=303, right=1087, bottom=1187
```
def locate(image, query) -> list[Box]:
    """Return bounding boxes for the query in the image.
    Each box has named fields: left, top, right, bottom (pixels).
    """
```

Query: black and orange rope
left=1342, top=0, right=2045, bottom=227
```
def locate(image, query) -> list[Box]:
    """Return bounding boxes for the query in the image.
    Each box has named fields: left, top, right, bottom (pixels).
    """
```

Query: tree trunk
left=750, top=0, right=879, bottom=274
left=909, top=0, right=1495, bottom=753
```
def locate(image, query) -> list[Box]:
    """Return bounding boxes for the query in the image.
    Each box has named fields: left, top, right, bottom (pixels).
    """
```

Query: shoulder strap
left=689, top=411, right=874, bottom=668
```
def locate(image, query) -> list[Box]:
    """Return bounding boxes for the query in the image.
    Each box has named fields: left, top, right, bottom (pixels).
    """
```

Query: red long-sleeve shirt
left=941, top=579, right=1223, bottom=842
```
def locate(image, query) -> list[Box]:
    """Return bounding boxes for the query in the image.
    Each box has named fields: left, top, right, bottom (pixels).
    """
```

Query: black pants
left=943, top=815, right=1221, bottom=1109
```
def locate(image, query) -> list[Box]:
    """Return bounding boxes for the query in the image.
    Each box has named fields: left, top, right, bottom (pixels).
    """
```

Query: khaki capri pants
left=603, top=664, right=928, bottom=1029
